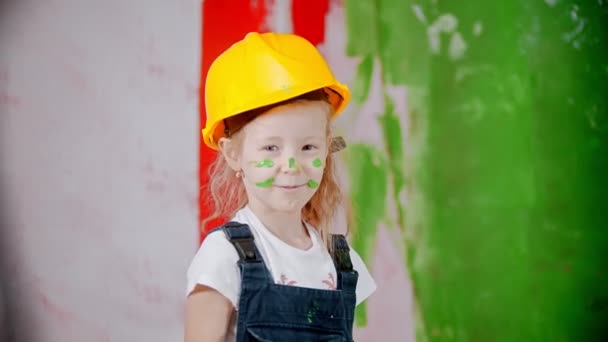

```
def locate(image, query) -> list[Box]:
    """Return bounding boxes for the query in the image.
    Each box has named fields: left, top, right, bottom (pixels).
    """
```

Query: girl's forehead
left=245, top=125, right=326, bottom=142
left=244, top=102, right=328, bottom=135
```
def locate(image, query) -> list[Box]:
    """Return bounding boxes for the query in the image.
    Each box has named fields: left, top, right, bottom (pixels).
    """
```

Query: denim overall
left=219, top=221, right=359, bottom=342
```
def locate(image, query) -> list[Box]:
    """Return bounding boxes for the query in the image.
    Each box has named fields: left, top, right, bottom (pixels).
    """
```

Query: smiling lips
left=275, top=184, right=305, bottom=190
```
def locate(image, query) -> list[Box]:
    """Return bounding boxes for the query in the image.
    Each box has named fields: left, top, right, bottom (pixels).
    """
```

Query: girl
left=185, top=32, right=376, bottom=342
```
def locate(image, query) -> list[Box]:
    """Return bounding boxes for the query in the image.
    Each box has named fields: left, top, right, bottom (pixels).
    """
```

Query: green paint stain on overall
left=312, top=158, right=323, bottom=168
left=255, top=177, right=274, bottom=188
left=254, top=159, right=274, bottom=168
left=307, top=180, right=319, bottom=189
left=307, top=302, right=319, bottom=324
left=288, top=157, right=296, bottom=168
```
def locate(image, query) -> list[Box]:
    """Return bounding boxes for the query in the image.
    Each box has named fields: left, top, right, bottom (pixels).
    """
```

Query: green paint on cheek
left=254, top=159, right=274, bottom=168
left=289, top=157, right=296, bottom=168
left=307, top=180, right=319, bottom=189
left=312, top=158, right=323, bottom=168
left=256, top=177, right=275, bottom=188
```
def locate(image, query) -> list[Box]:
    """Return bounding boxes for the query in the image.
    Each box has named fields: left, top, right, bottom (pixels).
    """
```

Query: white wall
left=1, top=1, right=201, bottom=340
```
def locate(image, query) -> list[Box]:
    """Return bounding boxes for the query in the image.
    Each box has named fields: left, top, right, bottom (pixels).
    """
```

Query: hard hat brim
left=202, top=82, right=350, bottom=151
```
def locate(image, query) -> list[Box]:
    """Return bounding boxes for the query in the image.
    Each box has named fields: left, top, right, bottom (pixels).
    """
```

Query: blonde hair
left=201, top=90, right=345, bottom=250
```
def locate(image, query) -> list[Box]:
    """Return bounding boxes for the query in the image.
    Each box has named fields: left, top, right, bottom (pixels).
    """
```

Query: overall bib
left=219, top=221, right=359, bottom=342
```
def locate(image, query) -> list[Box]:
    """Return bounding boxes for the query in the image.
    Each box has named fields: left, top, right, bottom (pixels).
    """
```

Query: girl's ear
left=218, top=137, right=241, bottom=171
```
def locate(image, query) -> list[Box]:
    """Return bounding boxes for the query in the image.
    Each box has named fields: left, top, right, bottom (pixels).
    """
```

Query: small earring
left=235, top=170, right=243, bottom=178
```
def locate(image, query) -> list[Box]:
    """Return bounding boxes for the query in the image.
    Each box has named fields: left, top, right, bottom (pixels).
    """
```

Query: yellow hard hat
left=202, top=32, right=351, bottom=150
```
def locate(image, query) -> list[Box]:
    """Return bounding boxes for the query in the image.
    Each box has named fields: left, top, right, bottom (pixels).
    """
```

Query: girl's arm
left=184, top=284, right=233, bottom=342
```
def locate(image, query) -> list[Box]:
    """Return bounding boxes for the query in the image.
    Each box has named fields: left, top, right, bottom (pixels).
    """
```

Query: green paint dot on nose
left=289, top=157, right=296, bottom=168
left=256, top=177, right=275, bottom=188
left=255, top=159, right=274, bottom=168
left=312, top=158, right=323, bottom=168
left=307, top=180, right=319, bottom=189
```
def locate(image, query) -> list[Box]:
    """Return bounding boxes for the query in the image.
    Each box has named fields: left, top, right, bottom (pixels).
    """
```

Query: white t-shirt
left=186, top=206, right=377, bottom=340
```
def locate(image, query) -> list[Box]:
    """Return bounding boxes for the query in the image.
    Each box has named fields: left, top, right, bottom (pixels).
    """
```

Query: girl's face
left=235, top=101, right=329, bottom=215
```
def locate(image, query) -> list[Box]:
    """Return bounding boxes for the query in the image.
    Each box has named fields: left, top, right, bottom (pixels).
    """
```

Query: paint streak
left=306, top=301, right=321, bottom=324
left=254, top=159, right=274, bottom=168
left=199, top=0, right=271, bottom=238
left=292, top=0, right=329, bottom=46
left=40, top=293, right=75, bottom=324
left=37, top=289, right=111, bottom=340
left=256, top=177, right=275, bottom=188
left=307, top=180, right=319, bottom=189
left=289, top=157, right=296, bottom=168
left=147, top=64, right=166, bottom=76
left=312, top=158, right=323, bottom=168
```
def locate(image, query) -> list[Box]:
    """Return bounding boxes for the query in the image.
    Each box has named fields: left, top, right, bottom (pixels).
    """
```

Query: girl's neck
left=247, top=202, right=312, bottom=250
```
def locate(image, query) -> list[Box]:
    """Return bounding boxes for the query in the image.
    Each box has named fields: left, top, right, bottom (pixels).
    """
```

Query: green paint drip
left=312, top=158, right=323, bottom=168
left=255, top=177, right=274, bottom=188
left=307, top=180, right=319, bottom=189
left=254, top=159, right=274, bottom=168
left=289, top=157, right=296, bottom=168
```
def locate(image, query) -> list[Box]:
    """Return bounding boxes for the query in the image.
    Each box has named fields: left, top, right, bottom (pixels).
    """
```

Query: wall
left=1, top=0, right=606, bottom=341
left=1, top=1, right=200, bottom=341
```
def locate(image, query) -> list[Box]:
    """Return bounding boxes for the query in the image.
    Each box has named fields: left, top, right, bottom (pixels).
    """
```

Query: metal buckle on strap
left=232, top=238, right=258, bottom=262
left=222, top=222, right=260, bottom=263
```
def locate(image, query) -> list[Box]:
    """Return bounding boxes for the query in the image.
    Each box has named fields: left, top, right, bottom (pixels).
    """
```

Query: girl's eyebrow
left=256, top=135, right=324, bottom=142
left=257, top=136, right=282, bottom=141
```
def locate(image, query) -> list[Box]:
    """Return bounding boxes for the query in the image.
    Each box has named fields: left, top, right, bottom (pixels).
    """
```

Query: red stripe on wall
left=292, top=0, right=329, bottom=45
left=199, top=0, right=270, bottom=241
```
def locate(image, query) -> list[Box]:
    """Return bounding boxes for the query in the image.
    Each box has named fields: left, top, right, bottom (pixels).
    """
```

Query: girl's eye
left=302, top=144, right=317, bottom=151
left=262, top=145, right=279, bottom=152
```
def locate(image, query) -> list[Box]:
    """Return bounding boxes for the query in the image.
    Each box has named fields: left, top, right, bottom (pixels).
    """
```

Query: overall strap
left=221, top=221, right=262, bottom=263
left=330, top=234, right=353, bottom=272
left=330, top=234, right=358, bottom=295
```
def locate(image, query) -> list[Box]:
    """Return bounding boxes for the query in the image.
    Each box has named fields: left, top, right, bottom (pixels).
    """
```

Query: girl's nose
left=283, top=157, right=301, bottom=173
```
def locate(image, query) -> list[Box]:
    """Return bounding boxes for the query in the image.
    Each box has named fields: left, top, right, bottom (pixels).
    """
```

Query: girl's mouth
left=275, top=184, right=305, bottom=190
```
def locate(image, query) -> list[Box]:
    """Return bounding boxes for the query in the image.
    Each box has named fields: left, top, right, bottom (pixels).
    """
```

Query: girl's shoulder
left=346, top=245, right=378, bottom=305
left=185, top=229, right=241, bottom=306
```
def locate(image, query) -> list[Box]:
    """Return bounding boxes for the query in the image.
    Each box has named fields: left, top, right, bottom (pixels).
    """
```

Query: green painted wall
left=344, top=0, right=608, bottom=340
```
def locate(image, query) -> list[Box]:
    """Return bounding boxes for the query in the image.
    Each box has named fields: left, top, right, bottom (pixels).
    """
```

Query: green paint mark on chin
left=289, top=157, right=296, bottom=168
left=256, top=177, right=275, bottom=188
left=312, top=158, right=323, bottom=168
left=254, top=159, right=274, bottom=168
left=307, top=180, right=319, bottom=189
